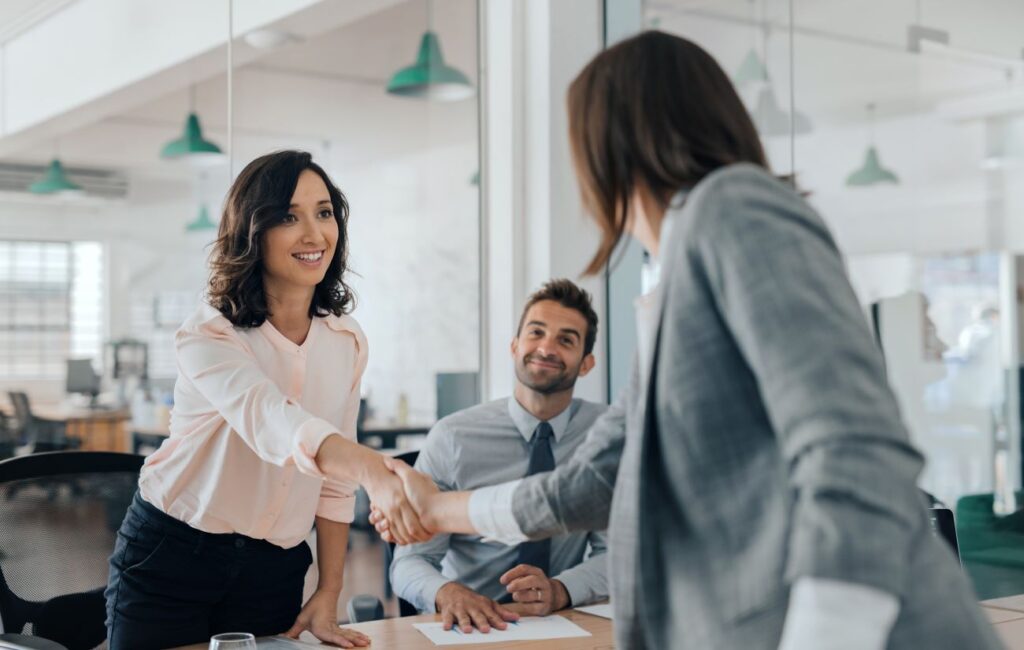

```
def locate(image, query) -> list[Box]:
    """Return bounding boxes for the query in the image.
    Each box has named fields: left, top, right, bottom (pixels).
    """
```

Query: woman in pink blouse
left=104, top=150, right=426, bottom=649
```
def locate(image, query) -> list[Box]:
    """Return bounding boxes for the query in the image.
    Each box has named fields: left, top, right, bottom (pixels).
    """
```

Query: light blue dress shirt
left=389, top=396, right=610, bottom=613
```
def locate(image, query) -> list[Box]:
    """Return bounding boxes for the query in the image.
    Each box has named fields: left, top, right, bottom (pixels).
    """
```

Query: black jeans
left=104, top=492, right=312, bottom=650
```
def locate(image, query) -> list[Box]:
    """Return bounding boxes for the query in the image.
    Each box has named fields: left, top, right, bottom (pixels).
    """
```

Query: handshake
left=364, top=456, right=442, bottom=545
left=365, top=458, right=570, bottom=633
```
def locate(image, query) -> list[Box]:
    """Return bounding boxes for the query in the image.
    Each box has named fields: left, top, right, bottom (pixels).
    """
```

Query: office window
left=0, top=240, right=104, bottom=379
left=129, top=289, right=199, bottom=380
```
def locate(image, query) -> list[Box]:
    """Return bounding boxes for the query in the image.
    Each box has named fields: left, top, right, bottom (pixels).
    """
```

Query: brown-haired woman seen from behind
left=370, top=32, right=1003, bottom=650
left=105, top=150, right=430, bottom=650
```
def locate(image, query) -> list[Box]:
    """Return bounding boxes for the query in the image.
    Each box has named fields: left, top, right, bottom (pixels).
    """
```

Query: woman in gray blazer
left=374, top=31, right=1003, bottom=650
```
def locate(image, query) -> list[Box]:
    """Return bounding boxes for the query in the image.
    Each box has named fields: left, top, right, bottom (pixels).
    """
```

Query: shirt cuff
left=315, top=494, right=356, bottom=523
left=468, top=480, right=529, bottom=545
left=552, top=574, right=585, bottom=608
left=419, top=577, right=455, bottom=614
left=777, top=577, right=899, bottom=650
left=291, top=418, right=340, bottom=479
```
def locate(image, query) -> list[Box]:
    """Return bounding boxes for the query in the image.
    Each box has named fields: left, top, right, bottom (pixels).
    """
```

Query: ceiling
left=647, top=0, right=1024, bottom=126
left=0, top=0, right=75, bottom=44
left=2, top=0, right=479, bottom=181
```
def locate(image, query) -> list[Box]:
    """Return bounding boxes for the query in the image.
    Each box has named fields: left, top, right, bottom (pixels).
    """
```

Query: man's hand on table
left=500, top=564, right=571, bottom=617
left=435, top=582, right=520, bottom=634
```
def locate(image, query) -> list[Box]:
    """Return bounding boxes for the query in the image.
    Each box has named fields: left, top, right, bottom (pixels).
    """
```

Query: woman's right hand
left=363, top=457, right=433, bottom=545
left=370, top=459, right=441, bottom=544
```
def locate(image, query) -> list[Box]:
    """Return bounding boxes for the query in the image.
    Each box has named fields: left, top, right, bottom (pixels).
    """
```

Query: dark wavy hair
left=207, top=150, right=355, bottom=327
left=568, top=31, right=769, bottom=275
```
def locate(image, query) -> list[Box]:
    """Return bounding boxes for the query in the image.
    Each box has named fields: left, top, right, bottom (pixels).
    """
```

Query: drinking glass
left=209, top=632, right=257, bottom=649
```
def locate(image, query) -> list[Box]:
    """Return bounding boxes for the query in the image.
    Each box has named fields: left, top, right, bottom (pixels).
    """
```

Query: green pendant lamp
left=387, top=1, right=473, bottom=102
left=160, top=86, right=224, bottom=165
left=734, top=48, right=769, bottom=86
left=29, top=159, right=82, bottom=195
left=846, top=104, right=899, bottom=187
left=734, top=2, right=768, bottom=87
left=185, top=204, right=217, bottom=231
left=753, top=85, right=812, bottom=136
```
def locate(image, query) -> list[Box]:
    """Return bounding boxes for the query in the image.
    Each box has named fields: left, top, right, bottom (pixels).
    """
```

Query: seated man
left=390, top=279, right=610, bottom=633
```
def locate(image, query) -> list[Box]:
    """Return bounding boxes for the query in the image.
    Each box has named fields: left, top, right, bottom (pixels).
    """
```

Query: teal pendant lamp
left=734, top=48, right=769, bottom=86
left=846, top=104, right=899, bottom=187
left=387, top=1, right=473, bottom=101
left=734, top=1, right=768, bottom=87
left=753, top=85, right=812, bottom=136
left=29, top=159, right=82, bottom=195
left=185, top=204, right=217, bottom=231
left=160, top=86, right=224, bottom=165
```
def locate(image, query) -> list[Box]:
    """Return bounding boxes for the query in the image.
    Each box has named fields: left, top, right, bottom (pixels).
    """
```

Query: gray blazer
left=511, top=164, right=1003, bottom=649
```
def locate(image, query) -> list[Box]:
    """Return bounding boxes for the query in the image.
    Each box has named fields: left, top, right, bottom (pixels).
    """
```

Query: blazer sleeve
left=686, top=168, right=927, bottom=598
left=510, top=366, right=631, bottom=539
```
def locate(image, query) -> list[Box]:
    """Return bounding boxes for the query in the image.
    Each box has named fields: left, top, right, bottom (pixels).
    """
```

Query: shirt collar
left=506, top=395, right=572, bottom=443
left=642, top=188, right=688, bottom=291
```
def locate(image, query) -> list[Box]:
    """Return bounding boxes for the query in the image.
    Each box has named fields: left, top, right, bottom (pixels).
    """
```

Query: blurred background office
left=2, top=0, right=1024, bottom=631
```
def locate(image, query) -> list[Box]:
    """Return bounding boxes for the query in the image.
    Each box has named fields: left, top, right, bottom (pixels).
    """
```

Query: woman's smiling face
left=261, top=169, right=339, bottom=295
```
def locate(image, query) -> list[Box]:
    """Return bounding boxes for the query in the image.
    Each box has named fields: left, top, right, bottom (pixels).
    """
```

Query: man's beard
left=515, top=353, right=581, bottom=395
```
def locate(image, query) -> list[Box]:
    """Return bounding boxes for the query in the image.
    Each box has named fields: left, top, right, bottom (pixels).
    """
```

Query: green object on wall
left=29, top=159, right=82, bottom=194
left=160, top=112, right=223, bottom=160
left=387, top=31, right=473, bottom=101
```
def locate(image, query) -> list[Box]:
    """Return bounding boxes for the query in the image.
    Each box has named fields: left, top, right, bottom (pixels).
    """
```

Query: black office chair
left=0, top=452, right=144, bottom=650
left=5, top=394, right=77, bottom=455
left=0, top=412, right=18, bottom=461
left=348, top=450, right=420, bottom=623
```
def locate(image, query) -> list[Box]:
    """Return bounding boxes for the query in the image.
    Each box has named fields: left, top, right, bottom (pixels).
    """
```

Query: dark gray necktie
left=501, top=422, right=554, bottom=596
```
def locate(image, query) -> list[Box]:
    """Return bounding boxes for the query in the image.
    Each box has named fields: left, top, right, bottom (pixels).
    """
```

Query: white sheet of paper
left=575, top=603, right=613, bottom=619
left=412, top=614, right=591, bottom=645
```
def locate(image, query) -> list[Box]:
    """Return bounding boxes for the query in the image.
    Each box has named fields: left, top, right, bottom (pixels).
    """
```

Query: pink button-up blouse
left=138, top=302, right=368, bottom=548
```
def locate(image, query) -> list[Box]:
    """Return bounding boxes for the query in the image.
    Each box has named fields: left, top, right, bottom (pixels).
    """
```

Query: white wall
left=480, top=0, right=607, bottom=404
left=339, top=141, right=479, bottom=423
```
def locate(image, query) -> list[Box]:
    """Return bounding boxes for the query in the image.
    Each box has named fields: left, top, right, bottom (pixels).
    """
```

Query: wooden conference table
left=174, top=596, right=1024, bottom=650
left=982, top=594, right=1024, bottom=649
left=177, top=606, right=613, bottom=649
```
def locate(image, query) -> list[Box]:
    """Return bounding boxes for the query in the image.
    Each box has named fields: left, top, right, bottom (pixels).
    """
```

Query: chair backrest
left=921, top=489, right=960, bottom=563
left=5, top=394, right=31, bottom=431
left=387, top=450, right=421, bottom=617
left=0, top=452, right=144, bottom=649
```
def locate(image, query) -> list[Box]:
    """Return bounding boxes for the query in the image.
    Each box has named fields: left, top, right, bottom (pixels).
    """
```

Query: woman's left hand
left=284, top=589, right=371, bottom=648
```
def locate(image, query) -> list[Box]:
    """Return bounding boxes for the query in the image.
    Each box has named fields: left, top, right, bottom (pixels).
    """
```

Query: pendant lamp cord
left=227, top=0, right=234, bottom=180
left=867, top=102, right=876, bottom=146
left=788, top=0, right=795, bottom=175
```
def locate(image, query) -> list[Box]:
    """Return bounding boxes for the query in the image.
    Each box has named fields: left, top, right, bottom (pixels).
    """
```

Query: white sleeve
left=777, top=577, right=899, bottom=650
left=467, top=479, right=529, bottom=545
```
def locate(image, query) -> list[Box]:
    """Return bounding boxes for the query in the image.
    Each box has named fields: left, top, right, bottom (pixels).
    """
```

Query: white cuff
left=468, top=480, right=529, bottom=545
left=777, top=578, right=899, bottom=650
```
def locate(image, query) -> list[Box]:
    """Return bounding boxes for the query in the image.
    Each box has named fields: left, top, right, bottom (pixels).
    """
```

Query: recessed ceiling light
left=243, top=28, right=300, bottom=50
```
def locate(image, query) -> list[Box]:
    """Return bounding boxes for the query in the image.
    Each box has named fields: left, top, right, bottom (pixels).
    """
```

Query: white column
left=480, top=0, right=606, bottom=402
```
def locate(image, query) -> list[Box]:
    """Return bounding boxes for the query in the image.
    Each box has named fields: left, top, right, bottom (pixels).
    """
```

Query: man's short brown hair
left=516, top=279, right=599, bottom=356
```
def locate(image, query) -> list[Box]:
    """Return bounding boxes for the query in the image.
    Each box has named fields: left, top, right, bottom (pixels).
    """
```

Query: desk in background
left=176, top=607, right=613, bottom=649
left=3, top=403, right=131, bottom=453
left=131, top=422, right=433, bottom=456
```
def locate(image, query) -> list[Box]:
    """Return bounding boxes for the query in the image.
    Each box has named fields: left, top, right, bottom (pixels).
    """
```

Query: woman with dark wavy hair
left=105, top=150, right=429, bottom=649
left=372, top=32, right=1002, bottom=650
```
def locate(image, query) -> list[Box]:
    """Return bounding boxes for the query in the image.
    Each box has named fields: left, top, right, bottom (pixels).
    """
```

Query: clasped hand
left=366, top=457, right=439, bottom=545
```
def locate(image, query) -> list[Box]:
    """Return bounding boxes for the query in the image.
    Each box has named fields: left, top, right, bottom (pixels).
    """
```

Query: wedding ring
left=534, top=587, right=542, bottom=600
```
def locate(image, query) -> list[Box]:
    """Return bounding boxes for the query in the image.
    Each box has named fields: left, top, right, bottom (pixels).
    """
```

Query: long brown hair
left=568, top=31, right=769, bottom=275
left=207, top=150, right=355, bottom=327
